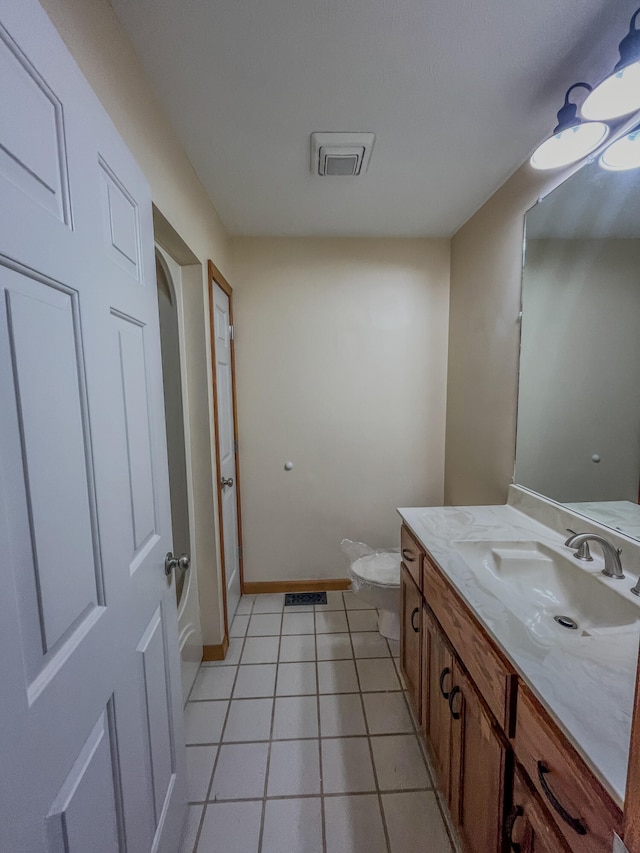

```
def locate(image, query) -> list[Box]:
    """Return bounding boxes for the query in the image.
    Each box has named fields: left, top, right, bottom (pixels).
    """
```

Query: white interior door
left=213, top=282, right=241, bottom=623
left=0, top=2, right=185, bottom=851
left=156, top=246, right=203, bottom=702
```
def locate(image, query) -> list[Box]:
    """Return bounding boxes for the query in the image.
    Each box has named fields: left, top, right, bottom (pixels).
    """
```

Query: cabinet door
left=400, top=566, right=422, bottom=719
left=506, top=766, right=571, bottom=853
left=449, top=661, right=508, bottom=853
left=423, top=607, right=453, bottom=801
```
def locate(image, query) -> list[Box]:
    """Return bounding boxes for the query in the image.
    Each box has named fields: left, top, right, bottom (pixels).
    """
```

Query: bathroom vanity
left=398, top=489, right=640, bottom=853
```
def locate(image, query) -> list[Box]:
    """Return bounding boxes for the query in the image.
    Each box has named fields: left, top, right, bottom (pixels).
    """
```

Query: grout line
left=188, top=785, right=433, bottom=806
left=192, top=598, right=253, bottom=852
left=314, top=599, right=328, bottom=853
left=256, top=605, right=283, bottom=853
left=186, top=730, right=421, bottom=747
left=346, top=602, right=392, bottom=853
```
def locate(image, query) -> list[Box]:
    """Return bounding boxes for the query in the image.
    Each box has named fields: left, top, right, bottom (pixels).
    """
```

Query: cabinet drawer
left=515, top=687, right=621, bottom=853
left=422, top=553, right=516, bottom=732
left=508, top=764, right=571, bottom=853
left=401, top=525, right=422, bottom=591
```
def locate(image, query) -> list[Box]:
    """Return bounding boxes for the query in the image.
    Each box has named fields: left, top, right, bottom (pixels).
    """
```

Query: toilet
left=349, top=550, right=401, bottom=641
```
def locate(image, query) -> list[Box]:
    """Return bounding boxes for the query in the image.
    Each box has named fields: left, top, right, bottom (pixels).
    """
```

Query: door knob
left=221, top=476, right=234, bottom=489
left=165, top=552, right=191, bottom=576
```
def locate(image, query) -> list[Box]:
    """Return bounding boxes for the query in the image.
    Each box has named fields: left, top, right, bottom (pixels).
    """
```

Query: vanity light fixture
left=599, top=127, right=640, bottom=170
left=529, top=83, right=609, bottom=171
left=582, top=9, right=640, bottom=122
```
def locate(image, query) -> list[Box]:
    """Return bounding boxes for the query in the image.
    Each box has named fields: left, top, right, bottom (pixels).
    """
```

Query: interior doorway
left=156, top=246, right=203, bottom=701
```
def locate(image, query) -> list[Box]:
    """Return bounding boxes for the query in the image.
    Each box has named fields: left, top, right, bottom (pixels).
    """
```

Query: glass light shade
left=530, top=122, right=609, bottom=171
left=599, top=129, right=640, bottom=170
left=582, top=62, right=640, bottom=120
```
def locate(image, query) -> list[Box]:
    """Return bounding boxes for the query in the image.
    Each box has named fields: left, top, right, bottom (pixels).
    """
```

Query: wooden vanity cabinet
left=399, top=523, right=622, bottom=853
left=400, top=565, right=422, bottom=719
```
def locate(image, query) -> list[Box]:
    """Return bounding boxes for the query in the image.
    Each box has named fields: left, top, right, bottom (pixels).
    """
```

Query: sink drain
left=554, top=615, right=579, bottom=630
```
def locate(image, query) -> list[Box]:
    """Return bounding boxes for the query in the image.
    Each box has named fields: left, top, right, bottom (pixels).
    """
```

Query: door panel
left=400, top=566, right=421, bottom=719
left=0, top=2, right=185, bottom=850
left=423, top=608, right=453, bottom=802
left=213, top=281, right=241, bottom=623
left=450, top=661, right=507, bottom=853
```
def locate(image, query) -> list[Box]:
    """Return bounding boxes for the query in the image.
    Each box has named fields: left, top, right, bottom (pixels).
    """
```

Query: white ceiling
left=110, top=0, right=639, bottom=237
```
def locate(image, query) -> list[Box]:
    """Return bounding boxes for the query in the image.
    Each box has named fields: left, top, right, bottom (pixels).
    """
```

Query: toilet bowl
left=350, top=551, right=401, bottom=641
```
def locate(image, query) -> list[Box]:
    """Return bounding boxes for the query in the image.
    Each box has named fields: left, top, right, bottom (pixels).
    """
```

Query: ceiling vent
left=311, top=132, right=375, bottom=176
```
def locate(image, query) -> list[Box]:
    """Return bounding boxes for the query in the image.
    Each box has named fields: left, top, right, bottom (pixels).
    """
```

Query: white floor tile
left=351, top=632, right=392, bottom=658
left=261, top=797, right=323, bottom=853
left=348, top=610, right=380, bottom=632
left=233, top=664, right=277, bottom=698
left=279, top=633, right=317, bottom=662
left=234, top=595, right=255, bottom=616
left=184, top=701, right=228, bottom=744
left=319, top=693, right=366, bottom=736
left=281, top=611, right=315, bottom=635
left=241, top=636, right=280, bottom=664
left=198, top=801, right=262, bottom=853
left=324, top=795, right=387, bottom=853
left=315, top=611, right=348, bottom=633
left=272, top=695, right=319, bottom=739
left=229, top=614, right=250, bottom=638
left=201, top=637, right=243, bottom=667
left=318, top=659, right=359, bottom=694
left=251, top=593, right=285, bottom=613
left=247, top=613, right=282, bottom=636
left=382, top=791, right=452, bottom=853
left=343, top=591, right=376, bottom=610
left=222, top=698, right=273, bottom=742
left=190, top=666, right=237, bottom=701
left=314, top=590, right=346, bottom=611
left=316, top=633, right=353, bottom=660
left=185, top=745, right=216, bottom=802
left=210, top=742, right=269, bottom=800
left=178, top=804, right=203, bottom=853
left=321, top=737, right=376, bottom=793
left=363, top=692, right=413, bottom=734
left=371, top=735, right=431, bottom=790
left=267, top=739, right=321, bottom=796
left=356, top=658, right=401, bottom=692
left=276, top=661, right=317, bottom=695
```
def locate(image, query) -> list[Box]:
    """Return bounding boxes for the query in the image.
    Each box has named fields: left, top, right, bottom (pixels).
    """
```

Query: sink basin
left=452, top=540, right=640, bottom=639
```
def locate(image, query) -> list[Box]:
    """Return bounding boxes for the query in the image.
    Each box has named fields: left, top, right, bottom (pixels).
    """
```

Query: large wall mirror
left=515, top=158, right=640, bottom=539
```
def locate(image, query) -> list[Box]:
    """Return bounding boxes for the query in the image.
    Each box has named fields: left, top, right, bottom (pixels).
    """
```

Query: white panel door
left=0, top=2, right=185, bottom=851
left=213, top=284, right=241, bottom=621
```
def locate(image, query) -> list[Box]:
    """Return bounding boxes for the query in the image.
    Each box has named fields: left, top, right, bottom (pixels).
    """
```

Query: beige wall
left=41, top=0, right=229, bottom=644
left=445, top=165, right=574, bottom=506
left=230, top=238, right=450, bottom=582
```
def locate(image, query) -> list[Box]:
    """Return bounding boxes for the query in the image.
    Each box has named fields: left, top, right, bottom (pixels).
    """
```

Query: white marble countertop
left=398, top=498, right=640, bottom=807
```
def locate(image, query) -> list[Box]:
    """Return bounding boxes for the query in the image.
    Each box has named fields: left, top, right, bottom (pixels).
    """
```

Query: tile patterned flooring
left=179, top=591, right=455, bottom=853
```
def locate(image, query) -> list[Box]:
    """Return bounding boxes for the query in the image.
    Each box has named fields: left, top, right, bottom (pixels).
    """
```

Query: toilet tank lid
left=351, top=552, right=400, bottom=587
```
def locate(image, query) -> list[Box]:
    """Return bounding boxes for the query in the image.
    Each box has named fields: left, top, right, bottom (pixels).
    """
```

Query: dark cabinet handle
left=505, top=805, right=523, bottom=852
left=402, top=548, right=416, bottom=563
left=536, top=762, right=587, bottom=836
left=448, top=685, right=461, bottom=720
left=438, top=666, right=451, bottom=699
left=410, top=607, right=419, bottom=632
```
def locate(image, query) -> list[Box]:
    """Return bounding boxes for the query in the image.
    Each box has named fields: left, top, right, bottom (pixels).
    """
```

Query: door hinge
left=229, top=324, right=234, bottom=341
left=234, top=439, right=238, bottom=454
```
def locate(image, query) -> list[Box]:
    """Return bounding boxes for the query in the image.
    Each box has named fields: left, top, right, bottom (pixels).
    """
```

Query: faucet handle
left=564, top=528, right=577, bottom=546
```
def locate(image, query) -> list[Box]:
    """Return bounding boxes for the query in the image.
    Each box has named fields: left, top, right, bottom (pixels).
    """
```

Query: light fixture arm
left=614, top=9, right=640, bottom=72
left=554, top=82, right=593, bottom=132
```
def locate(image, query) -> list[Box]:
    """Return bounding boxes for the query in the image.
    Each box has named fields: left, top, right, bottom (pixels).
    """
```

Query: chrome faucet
left=564, top=532, right=624, bottom=579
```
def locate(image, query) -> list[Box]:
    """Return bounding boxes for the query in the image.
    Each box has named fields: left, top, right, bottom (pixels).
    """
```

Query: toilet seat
left=351, top=552, right=400, bottom=589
